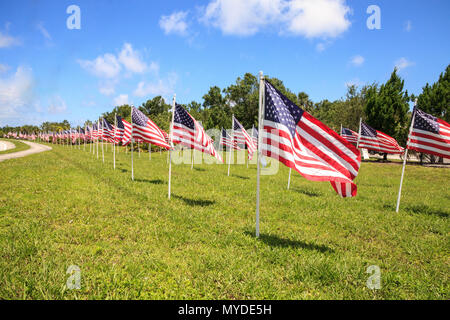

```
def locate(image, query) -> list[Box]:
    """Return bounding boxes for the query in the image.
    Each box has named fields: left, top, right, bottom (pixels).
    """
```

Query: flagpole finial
left=259, top=71, right=263, bottom=79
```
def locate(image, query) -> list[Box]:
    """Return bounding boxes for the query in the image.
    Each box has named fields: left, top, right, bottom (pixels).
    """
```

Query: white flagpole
left=96, top=119, right=99, bottom=159
left=139, top=140, right=141, bottom=158
left=78, top=126, right=81, bottom=149
left=228, top=114, right=234, bottom=176
left=84, top=125, right=86, bottom=151
left=256, top=71, right=264, bottom=238
left=114, top=113, right=117, bottom=170
left=149, top=143, right=151, bottom=160
left=356, top=118, right=362, bottom=149
left=131, top=106, right=134, bottom=181
left=168, top=94, right=176, bottom=199
left=396, top=100, right=417, bottom=212
left=340, top=124, right=343, bottom=136
left=101, top=118, right=105, bottom=163
left=287, top=168, right=292, bottom=190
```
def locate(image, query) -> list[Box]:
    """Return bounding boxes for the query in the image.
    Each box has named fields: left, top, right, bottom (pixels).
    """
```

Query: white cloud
left=78, top=53, right=121, bottom=78
left=395, top=57, right=414, bottom=71
left=350, top=55, right=364, bottom=67
left=133, top=72, right=178, bottom=98
left=113, top=94, right=129, bottom=106
left=99, top=81, right=116, bottom=96
left=0, top=63, right=9, bottom=73
left=200, top=0, right=351, bottom=38
left=47, top=95, right=67, bottom=114
left=0, top=66, right=35, bottom=120
left=0, top=30, right=20, bottom=48
left=119, top=43, right=154, bottom=74
left=37, top=22, right=52, bottom=41
left=405, top=20, right=412, bottom=32
left=160, top=11, right=189, bottom=36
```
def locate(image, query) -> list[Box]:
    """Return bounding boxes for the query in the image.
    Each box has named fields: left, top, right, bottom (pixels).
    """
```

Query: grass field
left=0, top=142, right=448, bottom=299
left=0, top=139, right=30, bottom=155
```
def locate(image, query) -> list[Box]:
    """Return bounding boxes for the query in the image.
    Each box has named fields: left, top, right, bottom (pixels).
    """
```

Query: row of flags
left=6, top=72, right=448, bottom=237
left=340, top=110, right=449, bottom=160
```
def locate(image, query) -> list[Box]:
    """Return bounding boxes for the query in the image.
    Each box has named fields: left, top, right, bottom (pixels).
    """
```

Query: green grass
left=0, top=143, right=448, bottom=299
left=0, top=139, right=30, bottom=155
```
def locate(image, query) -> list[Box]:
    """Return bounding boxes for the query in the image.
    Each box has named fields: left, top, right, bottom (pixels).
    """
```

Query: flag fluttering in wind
left=263, top=80, right=361, bottom=197
left=131, top=107, right=170, bottom=149
left=407, top=108, right=450, bottom=159
left=358, top=121, right=404, bottom=154
left=341, top=127, right=358, bottom=144
left=233, top=117, right=257, bottom=160
left=114, top=115, right=125, bottom=144
left=220, top=128, right=240, bottom=150
left=92, top=123, right=99, bottom=140
left=172, top=104, right=223, bottom=162
left=101, top=118, right=114, bottom=142
left=251, top=126, right=258, bottom=147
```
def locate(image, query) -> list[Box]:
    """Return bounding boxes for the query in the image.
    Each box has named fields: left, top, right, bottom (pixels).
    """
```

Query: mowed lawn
left=0, top=142, right=448, bottom=299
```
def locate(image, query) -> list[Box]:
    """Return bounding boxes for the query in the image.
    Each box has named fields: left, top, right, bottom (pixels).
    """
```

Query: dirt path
left=0, top=140, right=15, bottom=152
left=0, top=141, right=52, bottom=162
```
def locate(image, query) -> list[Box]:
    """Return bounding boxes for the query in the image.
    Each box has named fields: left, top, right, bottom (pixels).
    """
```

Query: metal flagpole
left=101, top=118, right=105, bottom=163
left=78, top=126, right=81, bottom=149
left=114, top=113, right=117, bottom=170
left=356, top=118, right=362, bottom=149
left=96, top=118, right=99, bottom=159
left=287, top=168, right=292, bottom=190
left=256, top=71, right=264, bottom=238
left=131, top=106, right=134, bottom=181
left=84, top=125, right=86, bottom=151
left=149, top=143, right=151, bottom=160
left=139, top=141, right=141, bottom=158
left=228, top=114, right=234, bottom=176
left=168, top=94, right=176, bottom=199
left=340, top=124, right=343, bottom=136
left=396, top=100, right=417, bottom=212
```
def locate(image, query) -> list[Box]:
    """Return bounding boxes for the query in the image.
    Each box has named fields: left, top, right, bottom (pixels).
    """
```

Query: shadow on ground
left=134, top=178, right=165, bottom=185
left=406, top=204, right=448, bottom=218
left=290, top=187, right=321, bottom=197
left=244, top=231, right=334, bottom=253
left=172, top=194, right=215, bottom=207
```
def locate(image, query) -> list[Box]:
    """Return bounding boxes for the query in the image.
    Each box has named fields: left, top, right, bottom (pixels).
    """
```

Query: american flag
left=251, top=126, right=258, bottom=147
left=407, top=108, right=450, bottom=159
left=220, top=128, right=240, bottom=150
left=233, top=117, right=257, bottom=160
left=358, top=122, right=404, bottom=154
left=131, top=107, right=170, bottom=149
left=172, top=104, right=223, bottom=162
left=263, top=80, right=361, bottom=198
left=121, top=118, right=132, bottom=146
left=113, top=115, right=125, bottom=144
left=101, top=118, right=114, bottom=142
left=341, top=127, right=358, bottom=144
left=92, top=123, right=98, bottom=140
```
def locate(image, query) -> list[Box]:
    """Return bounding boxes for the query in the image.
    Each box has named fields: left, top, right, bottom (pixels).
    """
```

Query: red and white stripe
left=358, top=130, right=404, bottom=154
left=408, top=116, right=450, bottom=159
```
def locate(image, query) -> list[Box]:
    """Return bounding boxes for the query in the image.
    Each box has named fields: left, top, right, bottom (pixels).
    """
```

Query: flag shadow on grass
left=405, top=204, right=448, bottom=218
left=231, top=174, right=250, bottom=180
left=134, top=178, right=165, bottom=185
left=244, top=231, right=334, bottom=253
left=172, top=194, right=215, bottom=207
left=290, top=187, right=321, bottom=197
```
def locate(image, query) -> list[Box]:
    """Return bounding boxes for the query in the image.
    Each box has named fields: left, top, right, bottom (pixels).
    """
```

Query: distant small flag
left=341, top=127, right=358, bottom=144
left=114, top=115, right=125, bottom=144
left=251, top=126, right=258, bottom=147
left=233, top=118, right=257, bottom=160
left=131, top=107, right=170, bottom=149
left=408, top=108, right=450, bottom=159
left=358, top=122, right=404, bottom=154
left=101, top=118, right=114, bottom=142
left=220, top=128, right=240, bottom=150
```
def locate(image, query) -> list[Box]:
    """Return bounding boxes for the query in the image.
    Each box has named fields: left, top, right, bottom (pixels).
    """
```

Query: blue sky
left=0, top=0, right=449, bottom=127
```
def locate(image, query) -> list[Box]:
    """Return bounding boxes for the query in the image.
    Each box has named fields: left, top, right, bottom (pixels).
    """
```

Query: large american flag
left=172, top=104, right=223, bottom=162
left=407, top=108, right=450, bottom=159
left=233, top=117, right=257, bottom=160
left=341, top=127, right=358, bottom=144
left=358, top=122, right=404, bottom=154
left=263, top=80, right=361, bottom=197
left=220, top=128, right=240, bottom=150
left=131, top=107, right=170, bottom=149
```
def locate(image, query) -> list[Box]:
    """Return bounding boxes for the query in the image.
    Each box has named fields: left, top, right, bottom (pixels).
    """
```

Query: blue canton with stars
left=264, top=80, right=304, bottom=138
left=132, top=107, right=150, bottom=127
left=413, top=108, right=439, bottom=133
left=174, top=104, right=195, bottom=130
left=361, top=122, right=377, bottom=137
left=116, top=115, right=124, bottom=129
left=102, top=118, right=113, bottom=130
left=342, top=128, right=354, bottom=135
